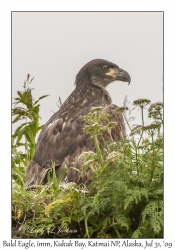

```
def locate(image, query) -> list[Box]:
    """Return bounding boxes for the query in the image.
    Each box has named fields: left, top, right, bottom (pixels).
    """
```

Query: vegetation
left=12, top=75, right=49, bottom=189
left=12, top=76, right=163, bottom=238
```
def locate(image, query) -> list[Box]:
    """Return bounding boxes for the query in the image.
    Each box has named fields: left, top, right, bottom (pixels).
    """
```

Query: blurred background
left=12, top=12, right=163, bottom=135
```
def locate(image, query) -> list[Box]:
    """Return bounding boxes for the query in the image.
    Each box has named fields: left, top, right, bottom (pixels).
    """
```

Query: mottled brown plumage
left=26, top=59, right=131, bottom=189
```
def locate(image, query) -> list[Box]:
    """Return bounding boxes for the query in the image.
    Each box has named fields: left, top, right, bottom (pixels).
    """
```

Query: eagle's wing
left=25, top=106, right=93, bottom=188
left=26, top=104, right=126, bottom=189
left=65, top=104, right=126, bottom=185
left=103, top=104, right=126, bottom=141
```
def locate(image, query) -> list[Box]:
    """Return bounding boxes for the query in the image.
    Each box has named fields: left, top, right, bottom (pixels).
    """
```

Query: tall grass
left=12, top=74, right=48, bottom=187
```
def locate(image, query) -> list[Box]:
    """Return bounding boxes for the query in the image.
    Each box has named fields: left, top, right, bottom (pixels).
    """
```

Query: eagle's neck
left=83, top=83, right=112, bottom=106
left=75, top=76, right=112, bottom=106
left=58, top=78, right=112, bottom=118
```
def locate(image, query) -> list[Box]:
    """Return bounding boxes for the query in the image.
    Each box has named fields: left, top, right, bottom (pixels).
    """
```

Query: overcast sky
left=12, top=12, right=163, bottom=134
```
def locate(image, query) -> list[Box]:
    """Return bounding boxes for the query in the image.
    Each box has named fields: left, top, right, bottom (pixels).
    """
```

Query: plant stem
left=123, top=112, right=132, bottom=132
left=137, top=107, right=144, bottom=148
left=94, top=135, right=104, bottom=164
left=151, top=131, right=155, bottom=181
left=141, top=106, right=144, bottom=126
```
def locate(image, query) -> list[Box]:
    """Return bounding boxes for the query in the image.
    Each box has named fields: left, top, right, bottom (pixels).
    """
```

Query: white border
left=1, top=0, right=175, bottom=247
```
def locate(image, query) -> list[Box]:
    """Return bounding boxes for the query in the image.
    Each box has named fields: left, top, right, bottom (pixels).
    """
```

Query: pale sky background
left=1, top=3, right=175, bottom=241
left=12, top=12, right=163, bottom=134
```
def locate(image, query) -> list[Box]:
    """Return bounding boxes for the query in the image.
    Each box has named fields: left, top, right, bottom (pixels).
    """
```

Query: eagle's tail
left=25, top=160, right=51, bottom=190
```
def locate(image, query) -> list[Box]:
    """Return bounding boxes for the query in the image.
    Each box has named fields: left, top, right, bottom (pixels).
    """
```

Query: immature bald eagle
left=26, top=59, right=131, bottom=189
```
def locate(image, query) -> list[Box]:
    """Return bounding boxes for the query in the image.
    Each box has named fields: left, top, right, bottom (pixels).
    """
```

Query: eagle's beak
left=105, top=67, right=131, bottom=85
left=117, top=68, right=131, bottom=85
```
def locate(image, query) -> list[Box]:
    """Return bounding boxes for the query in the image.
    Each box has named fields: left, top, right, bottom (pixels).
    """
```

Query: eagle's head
left=75, top=59, right=131, bottom=88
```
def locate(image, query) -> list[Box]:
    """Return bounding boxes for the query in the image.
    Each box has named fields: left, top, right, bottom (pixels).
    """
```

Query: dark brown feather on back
left=25, top=59, right=130, bottom=189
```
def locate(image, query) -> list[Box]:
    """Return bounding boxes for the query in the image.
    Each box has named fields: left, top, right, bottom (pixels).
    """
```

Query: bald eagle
left=25, top=59, right=131, bottom=189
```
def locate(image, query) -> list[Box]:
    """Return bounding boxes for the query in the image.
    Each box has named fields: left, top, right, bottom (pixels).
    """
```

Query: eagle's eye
left=103, top=65, right=109, bottom=70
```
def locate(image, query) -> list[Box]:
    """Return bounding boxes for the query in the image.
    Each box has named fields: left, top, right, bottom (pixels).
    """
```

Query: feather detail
left=26, top=59, right=130, bottom=189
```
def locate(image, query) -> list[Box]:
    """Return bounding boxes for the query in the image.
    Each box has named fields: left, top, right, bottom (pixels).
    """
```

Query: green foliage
left=12, top=82, right=163, bottom=238
left=12, top=74, right=48, bottom=186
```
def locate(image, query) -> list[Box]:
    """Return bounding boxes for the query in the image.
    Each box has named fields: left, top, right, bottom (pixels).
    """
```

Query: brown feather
left=25, top=59, right=130, bottom=189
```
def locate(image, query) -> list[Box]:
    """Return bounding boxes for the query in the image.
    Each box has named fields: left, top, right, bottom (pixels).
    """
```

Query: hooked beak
left=105, top=67, right=131, bottom=85
left=116, top=68, right=131, bottom=85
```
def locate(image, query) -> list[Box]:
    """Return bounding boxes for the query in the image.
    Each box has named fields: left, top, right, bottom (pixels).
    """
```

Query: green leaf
left=13, top=123, right=28, bottom=137
left=24, top=129, right=35, bottom=145
left=56, top=168, right=69, bottom=186
left=16, top=126, right=27, bottom=144
left=33, top=95, right=49, bottom=106
left=28, top=121, right=37, bottom=137
left=12, top=114, right=22, bottom=123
